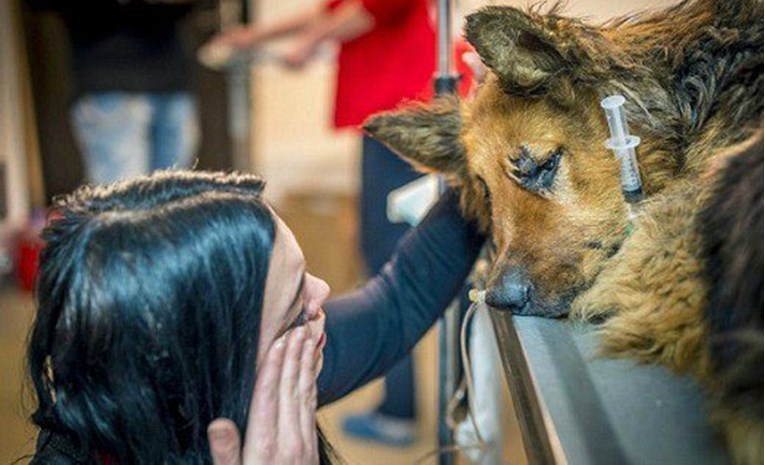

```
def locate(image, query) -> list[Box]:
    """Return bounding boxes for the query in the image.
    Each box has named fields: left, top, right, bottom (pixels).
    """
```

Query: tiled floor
left=0, top=190, right=525, bottom=464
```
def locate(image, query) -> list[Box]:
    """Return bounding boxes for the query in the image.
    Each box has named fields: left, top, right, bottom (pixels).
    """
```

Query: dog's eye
left=541, top=154, right=559, bottom=171
left=513, top=148, right=562, bottom=193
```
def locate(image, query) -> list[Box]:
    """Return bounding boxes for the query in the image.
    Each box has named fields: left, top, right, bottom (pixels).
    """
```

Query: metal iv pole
left=434, top=1, right=461, bottom=464
left=435, top=0, right=460, bottom=95
left=220, top=0, right=253, bottom=172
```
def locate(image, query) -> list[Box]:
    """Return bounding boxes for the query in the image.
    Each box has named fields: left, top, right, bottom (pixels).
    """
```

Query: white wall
left=250, top=1, right=358, bottom=205
left=250, top=0, right=680, bottom=204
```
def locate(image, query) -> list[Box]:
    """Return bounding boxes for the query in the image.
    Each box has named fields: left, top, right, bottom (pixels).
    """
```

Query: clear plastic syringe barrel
left=600, top=95, right=643, bottom=202
left=601, top=95, right=630, bottom=144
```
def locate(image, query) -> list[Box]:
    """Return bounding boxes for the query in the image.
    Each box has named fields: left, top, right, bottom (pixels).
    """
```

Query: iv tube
left=601, top=95, right=644, bottom=204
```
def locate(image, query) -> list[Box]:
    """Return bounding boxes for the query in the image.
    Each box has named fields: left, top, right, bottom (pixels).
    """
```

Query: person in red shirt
left=207, top=0, right=438, bottom=447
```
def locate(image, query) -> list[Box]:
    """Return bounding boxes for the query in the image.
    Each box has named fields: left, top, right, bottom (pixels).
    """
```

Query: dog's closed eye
left=512, top=147, right=562, bottom=194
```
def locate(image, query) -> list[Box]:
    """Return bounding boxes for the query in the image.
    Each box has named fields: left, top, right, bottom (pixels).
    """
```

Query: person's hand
left=207, top=326, right=319, bottom=465
left=280, top=37, right=319, bottom=70
left=199, top=26, right=263, bottom=69
left=208, top=25, right=262, bottom=50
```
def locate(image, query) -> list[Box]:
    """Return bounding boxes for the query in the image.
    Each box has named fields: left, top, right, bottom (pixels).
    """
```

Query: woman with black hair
left=27, top=170, right=484, bottom=464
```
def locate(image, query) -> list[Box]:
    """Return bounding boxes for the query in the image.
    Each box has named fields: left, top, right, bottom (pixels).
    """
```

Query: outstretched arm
left=318, top=189, right=485, bottom=406
left=207, top=5, right=321, bottom=50
left=208, top=0, right=373, bottom=61
left=279, top=0, right=374, bottom=68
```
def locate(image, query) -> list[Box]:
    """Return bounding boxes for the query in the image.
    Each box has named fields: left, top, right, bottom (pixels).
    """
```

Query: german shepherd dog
left=365, top=1, right=763, bottom=461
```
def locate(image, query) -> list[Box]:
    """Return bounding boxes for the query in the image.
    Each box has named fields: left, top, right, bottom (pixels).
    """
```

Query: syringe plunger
left=601, top=95, right=630, bottom=143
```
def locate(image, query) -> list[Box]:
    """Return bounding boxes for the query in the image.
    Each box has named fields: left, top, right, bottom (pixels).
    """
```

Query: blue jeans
left=71, top=92, right=198, bottom=184
left=361, top=135, right=421, bottom=420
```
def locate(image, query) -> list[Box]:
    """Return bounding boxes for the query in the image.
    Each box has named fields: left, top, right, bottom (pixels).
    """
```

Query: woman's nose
left=303, top=274, right=330, bottom=317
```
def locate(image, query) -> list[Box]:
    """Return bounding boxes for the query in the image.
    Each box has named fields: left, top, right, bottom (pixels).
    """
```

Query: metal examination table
left=489, top=311, right=729, bottom=465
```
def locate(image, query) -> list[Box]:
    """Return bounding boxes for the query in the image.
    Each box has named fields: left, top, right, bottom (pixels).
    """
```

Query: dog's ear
left=464, top=5, right=590, bottom=97
left=363, top=96, right=467, bottom=180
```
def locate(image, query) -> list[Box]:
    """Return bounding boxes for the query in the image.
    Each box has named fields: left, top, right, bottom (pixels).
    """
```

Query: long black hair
left=27, top=170, right=334, bottom=464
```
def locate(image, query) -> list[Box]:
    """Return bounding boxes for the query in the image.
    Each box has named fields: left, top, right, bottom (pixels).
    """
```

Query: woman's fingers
left=226, top=327, right=318, bottom=465
left=298, top=332, right=319, bottom=461
left=214, top=26, right=255, bottom=49
left=243, top=333, right=288, bottom=464
left=277, top=327, right=308, bottom=454
left=208, top=419, right=242, bottom=465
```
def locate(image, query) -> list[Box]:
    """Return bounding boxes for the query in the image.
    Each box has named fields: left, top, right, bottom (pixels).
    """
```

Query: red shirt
left=327, top=0, right=436, bottom=128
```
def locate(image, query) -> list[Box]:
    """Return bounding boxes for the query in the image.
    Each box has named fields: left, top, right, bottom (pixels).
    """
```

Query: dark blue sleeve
left=317, top=189, right=485, bottom=406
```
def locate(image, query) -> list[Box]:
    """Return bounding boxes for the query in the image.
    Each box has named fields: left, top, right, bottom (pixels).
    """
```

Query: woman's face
left=259, top=214, right=330, bottom=373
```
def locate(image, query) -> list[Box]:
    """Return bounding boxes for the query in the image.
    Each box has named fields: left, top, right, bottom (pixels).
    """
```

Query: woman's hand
left=280, top=37, right=320, bottom=69
left=198, top=27, right=262, bottom=69
left=208, top=326, right=319, bottom=465
left=208, top=26, right=262, bottom=50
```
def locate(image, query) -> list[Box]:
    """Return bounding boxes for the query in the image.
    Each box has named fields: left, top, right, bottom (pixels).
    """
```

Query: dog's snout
left=486, top=268, right=533, bottom=312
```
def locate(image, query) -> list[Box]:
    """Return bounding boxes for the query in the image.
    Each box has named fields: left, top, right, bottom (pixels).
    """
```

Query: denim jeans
left=71, top=92, right=198, bottom=184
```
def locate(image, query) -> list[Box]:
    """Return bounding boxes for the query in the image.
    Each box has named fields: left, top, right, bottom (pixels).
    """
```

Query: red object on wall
left=15, top=210, right=48, bottom=292
left=16, top=229, right=43, bottom=292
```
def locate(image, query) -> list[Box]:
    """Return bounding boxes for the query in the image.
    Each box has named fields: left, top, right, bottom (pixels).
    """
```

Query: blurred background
left=0, top=0, right=675, bottom=463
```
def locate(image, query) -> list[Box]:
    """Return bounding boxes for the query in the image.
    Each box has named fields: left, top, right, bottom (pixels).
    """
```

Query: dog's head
left=365, top=2, right=763, bottom=317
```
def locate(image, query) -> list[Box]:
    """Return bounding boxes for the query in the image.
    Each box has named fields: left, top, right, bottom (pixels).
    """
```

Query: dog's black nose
left=485, top=268, right=533, bottom=311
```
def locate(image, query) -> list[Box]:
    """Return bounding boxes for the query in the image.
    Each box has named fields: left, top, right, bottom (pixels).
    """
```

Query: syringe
left=600, top=95, right=644, bottom=219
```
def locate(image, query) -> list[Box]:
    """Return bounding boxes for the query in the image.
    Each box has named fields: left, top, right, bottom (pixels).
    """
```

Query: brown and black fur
left=366, top=0, right=762, bottom=317
left=363, top=0, right=763, bottom=462
left=699, top=133, right=763, bottom=464
left=570, top=131, right=763, bottom=464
